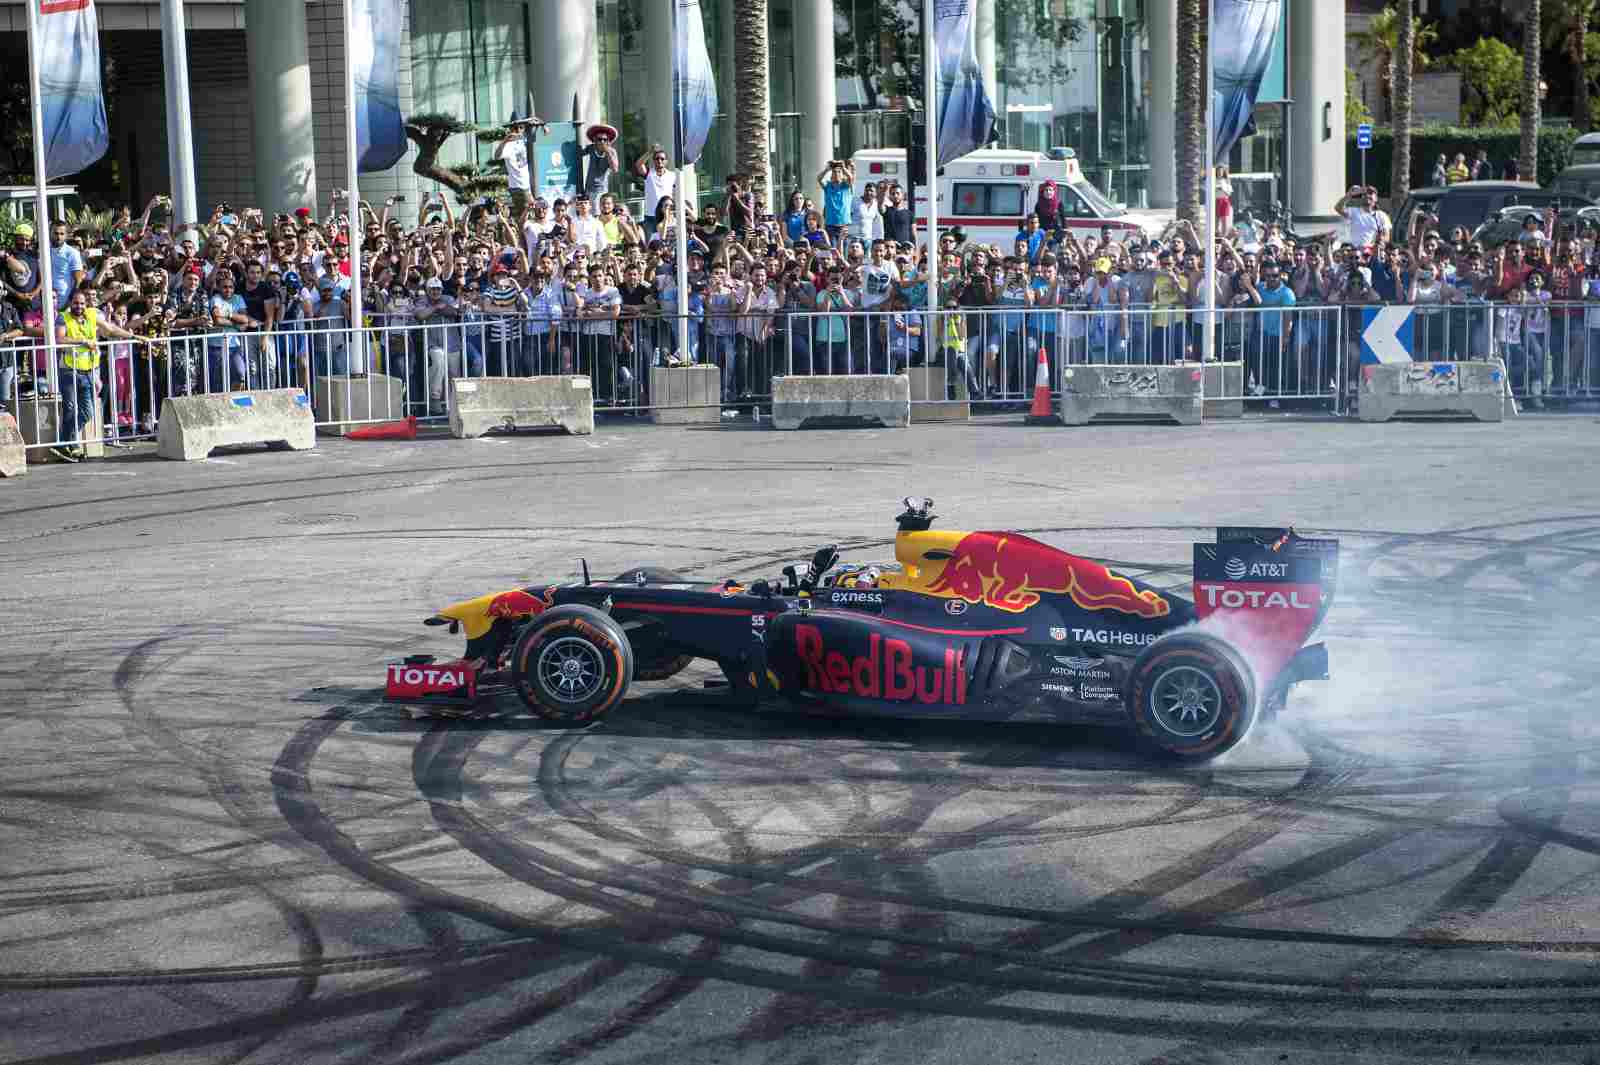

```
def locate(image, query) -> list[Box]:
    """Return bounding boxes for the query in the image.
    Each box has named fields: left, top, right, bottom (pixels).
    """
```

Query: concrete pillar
left=644, top=0, right=674, bottom=153
left=1147, top=0, right=1177, bottom=209
left=531, top=0, right=600, bottom=123
left=244, top=0, right=317, bottom=217
left=794, top=0, right=837, bottom=200
left=639, top=0, right=700, bottom=209
left=1289, top=0, right=1345, bottom=221
left=975, top=0, right=998, bottom=111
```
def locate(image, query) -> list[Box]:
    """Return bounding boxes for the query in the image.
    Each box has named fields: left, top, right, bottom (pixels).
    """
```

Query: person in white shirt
left=704, top=262, right=744, bottom=404
left=859, top=240, right=900, bottom=313
left=738, top=264, right=778, bottom=395
left=633, top=143, right=677, bottom=239
left=525, top=259, right=565, bottom=374
left=578, top=265, right=624, bottom=403
left=851, top=184, right=884, bottom=244
left=1333, top=185, right=1390, bottom=249
left=496, top=124, right=535, bottom=215
left=567, top=195, right=607, bottom=254
left=522, top=198, right=558, bottom=261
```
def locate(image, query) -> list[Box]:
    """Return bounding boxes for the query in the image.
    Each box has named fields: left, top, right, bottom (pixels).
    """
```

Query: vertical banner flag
left=36, top=0, right=110, bottom=179
left=933, top=0, right=995, bottom=166
left=672, top=0, right=718, bottom=166
left=352, top=0, right=406, bottom=173
left=1210, top=0, right=1282, bottom=165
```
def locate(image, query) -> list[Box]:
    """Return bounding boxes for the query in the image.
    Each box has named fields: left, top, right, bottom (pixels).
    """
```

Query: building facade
left=1, top=0, right=1344, bottom=224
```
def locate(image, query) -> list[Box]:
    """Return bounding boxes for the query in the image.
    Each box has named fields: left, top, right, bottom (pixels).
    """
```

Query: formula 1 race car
left=386, top=500, right=1338, bottom=761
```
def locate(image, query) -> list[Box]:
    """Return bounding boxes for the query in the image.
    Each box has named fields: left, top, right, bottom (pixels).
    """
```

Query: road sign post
left=1356, top=123, right=1373, bottom=189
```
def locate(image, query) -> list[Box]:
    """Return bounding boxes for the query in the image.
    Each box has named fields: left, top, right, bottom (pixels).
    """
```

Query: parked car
left=1472, top=202, right=1600, bottom=248
left=1549, top=163, right=1600, bottom=204
left=1394, top=182, right=1592, bottom=244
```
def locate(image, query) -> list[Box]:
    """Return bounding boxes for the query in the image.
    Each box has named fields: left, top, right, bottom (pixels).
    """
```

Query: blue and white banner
left=34, top=0, right=109, bottom=179
left=352, top=0, right=406, bottom=173
left=933, top=0, right=995, bottom=166
left=1211, top=0, right=1282, bottom=165
left=672, top=0, right=718, bottom=166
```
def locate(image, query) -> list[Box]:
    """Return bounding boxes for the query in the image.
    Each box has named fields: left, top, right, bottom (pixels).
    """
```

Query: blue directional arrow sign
left=1356, top=123, right=1373, bottom=150
left=1360, top=306, right=1414, bottom=364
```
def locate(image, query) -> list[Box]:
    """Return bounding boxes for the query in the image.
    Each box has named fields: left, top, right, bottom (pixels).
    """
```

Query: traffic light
left=908, top=121, right=927, bottom=186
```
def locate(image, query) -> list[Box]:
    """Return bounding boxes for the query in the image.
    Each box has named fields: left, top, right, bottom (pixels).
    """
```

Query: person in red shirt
left=1492, top=242, right=1534, bottom=298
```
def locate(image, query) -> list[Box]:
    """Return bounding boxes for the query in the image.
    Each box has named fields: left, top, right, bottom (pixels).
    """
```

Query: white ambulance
left=849, top=147, right=1174, bottom=247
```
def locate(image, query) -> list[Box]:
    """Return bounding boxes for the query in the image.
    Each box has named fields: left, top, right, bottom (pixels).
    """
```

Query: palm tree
left=1350, top=6, right=1439, bottom=122
left=1522, top=0, right=1543, bottom=181
left=1544, top=0, right=1596, bottom=131
left=1391, top=2, right=1415, bottom=209
left=732, top=0, right=771, bottom=209
left=1175, top=0, right=1203, bottom=225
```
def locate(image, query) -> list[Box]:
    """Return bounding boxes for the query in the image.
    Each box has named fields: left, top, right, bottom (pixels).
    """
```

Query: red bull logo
left=926, top=532, right=1169, bottom=617
left=486, top=587, right=554, bottom=620
left=795, top=625, right=967, bottom=705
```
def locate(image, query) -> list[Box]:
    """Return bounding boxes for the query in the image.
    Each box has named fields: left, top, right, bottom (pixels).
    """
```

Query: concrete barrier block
left=1058, top=365, right=1203, bottom=426
left=0, top=412, right=24, bottom=477
left=157, top=389, right=316, bottom=461
left=771, top=374, right=911, bottom=430
left=1357, top=361, right=1504, bottom=423
left=650, top=365, right=721, bottom=424
left=448, top=376, right=594, bottom=438
left=11, top=396, right=104, bottom=462
left=1196, top=361, right=1244, bottom=419
left=314, top=373, right=406, bottom=436
left=906, top=366, right=969, bottom=423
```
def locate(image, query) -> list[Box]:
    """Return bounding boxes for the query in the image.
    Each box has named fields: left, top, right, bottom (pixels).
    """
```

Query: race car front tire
left=511, top=605, right=634, bottom=723
left=1125, top=632, right=1256, bottom=762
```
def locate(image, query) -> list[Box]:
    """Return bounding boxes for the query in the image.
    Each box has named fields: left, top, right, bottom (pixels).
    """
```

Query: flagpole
left=1202, top=2, right=1217, bottom=369
left=343, top=0, right=364, bottom=359
left=923, top=0, right=939, bottom=318
left=24, top=0, right=59, bottom=385
left=672, top=0, right=691, bottom=366
left=160, top=0, right=198, bottom=242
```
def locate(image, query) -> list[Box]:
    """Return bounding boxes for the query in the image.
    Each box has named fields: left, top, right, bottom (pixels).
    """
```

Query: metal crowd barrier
left=5, top=300, right=1598, bottom=454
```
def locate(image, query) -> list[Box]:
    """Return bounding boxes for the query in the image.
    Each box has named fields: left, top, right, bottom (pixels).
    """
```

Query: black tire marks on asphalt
left=5, top=519, right=1600, bottom=1063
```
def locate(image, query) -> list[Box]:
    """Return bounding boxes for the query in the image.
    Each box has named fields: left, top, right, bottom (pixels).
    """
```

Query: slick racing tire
left=1125, top=632, right=1256, bottom=762
left=511, top=605, right=634, bottom=724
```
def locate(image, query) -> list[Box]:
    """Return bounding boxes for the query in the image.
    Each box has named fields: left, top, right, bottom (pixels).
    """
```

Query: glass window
left=1070, top=180, right=1123, bottom=218
left=989, top=184, right=1024, bottom=216
left=1057, top=187, right=1093, bottom=218
left=953, top=183, right=988, bottom=215
left=952, top=183, right=1024, bottom=216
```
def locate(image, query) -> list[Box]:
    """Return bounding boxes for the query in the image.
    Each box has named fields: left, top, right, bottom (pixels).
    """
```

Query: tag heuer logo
left=1049, top=627, right=1067, bottom=641
left=945, top=600, right=968, bottom=616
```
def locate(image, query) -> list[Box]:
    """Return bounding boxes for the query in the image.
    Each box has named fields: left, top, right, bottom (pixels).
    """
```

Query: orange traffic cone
left=347, top=415, right=417, bottom=441
left=1024, top=346, right=1055, bottom=424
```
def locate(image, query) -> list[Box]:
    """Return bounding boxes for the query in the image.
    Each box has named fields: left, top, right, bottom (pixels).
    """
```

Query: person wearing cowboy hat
left=582, top=123, right=620, bottom=199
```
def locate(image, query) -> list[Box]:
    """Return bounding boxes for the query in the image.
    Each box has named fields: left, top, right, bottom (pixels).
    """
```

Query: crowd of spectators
left=5, top=146, right=1599, bottom=458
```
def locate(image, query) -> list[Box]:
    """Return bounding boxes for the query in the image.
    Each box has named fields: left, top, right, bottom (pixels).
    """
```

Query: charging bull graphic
left=486, top=589, right=553, bottom=620
left=924, top=531, right=1170, bottom=617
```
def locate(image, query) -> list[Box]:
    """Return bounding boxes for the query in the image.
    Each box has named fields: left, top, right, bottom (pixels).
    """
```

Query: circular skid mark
left=5, top=517, right=1600, bottom=1062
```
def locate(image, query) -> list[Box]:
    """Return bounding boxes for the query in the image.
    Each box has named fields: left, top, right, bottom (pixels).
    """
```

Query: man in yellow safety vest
left=53, top=287, right=141, bottom=462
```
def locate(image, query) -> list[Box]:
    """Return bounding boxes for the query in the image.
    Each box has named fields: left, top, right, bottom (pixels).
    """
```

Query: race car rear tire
left=1125, top=633, right=1256, bottom=762
left=510, top=605, right=634, bottom=724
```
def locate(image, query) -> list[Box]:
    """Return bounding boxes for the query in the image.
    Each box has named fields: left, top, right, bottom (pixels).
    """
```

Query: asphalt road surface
left=2, top=414, right=1599, bottom=1065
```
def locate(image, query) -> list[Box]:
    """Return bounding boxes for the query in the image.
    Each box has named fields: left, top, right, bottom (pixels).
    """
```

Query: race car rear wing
left=1193, top=527, right=1340, bottom=681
